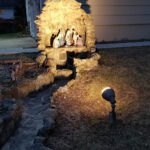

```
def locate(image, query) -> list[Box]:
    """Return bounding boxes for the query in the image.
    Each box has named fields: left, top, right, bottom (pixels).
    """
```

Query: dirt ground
left=46, top=46, right=150, bottom=150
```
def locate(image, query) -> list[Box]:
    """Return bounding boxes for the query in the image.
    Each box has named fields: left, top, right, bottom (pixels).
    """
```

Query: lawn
left=0, top=32, right=30, bottom=39
left=46, top=46, right=150, bottom=150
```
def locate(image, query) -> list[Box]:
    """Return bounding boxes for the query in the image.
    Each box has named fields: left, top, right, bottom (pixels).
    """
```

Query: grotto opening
left=35, top=0, right=101, bottom=76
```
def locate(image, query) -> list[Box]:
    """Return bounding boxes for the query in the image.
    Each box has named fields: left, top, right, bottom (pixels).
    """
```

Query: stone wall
left=35, top=0, right=95, bottom=50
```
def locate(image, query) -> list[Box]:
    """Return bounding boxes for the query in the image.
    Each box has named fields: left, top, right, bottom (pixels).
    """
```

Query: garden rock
left=74, top=53, right=101, bottom=73
left=34, top=136, right=45, bottom=144
left=37, top=117, right=55, bottom=137
left=1, top=79, right=69, bottom=150
left=0, top=99, right=22, bottom=148
left=30, top=143, right=52, bottom=150
left=36, top=54, right=46, bottom=66
left=10, top=71, right=54, bottom=99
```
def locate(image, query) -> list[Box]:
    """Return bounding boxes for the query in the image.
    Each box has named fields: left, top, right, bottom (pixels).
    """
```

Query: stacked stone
left=84, top=15, right=96, bottom=49
left=35, top=0, right=99, bottom=75
left=74, top=53, right=101, bottom=74
left=35, top=0, right=89, bottom=50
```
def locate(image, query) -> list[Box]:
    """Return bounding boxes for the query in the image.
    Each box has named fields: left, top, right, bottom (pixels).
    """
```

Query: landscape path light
left=101, top=87, right=116, bottom=126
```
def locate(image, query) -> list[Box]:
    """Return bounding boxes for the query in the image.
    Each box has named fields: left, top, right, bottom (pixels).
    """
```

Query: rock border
left=0, top=99, right=22, bottom=148
left=32, top=108, right=57, bottom=150
left=0, top=98, right=57, bottom=150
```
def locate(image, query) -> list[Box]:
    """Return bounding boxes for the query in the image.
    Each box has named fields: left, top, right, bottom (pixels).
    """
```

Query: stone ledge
left=74, top=53, right=101, bottom=73
left=45, top=46, right=89, bottom=54
left=2, top=71, right=54, bottom=99
left=52, top=69, right=73, bottom=78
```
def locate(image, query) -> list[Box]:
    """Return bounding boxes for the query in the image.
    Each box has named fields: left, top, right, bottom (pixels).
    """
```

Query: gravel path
left=1, top=79, right=68, bottom=150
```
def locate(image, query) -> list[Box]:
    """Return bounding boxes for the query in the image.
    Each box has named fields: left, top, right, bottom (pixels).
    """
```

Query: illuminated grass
left=46, top=47, right=150, bottom=150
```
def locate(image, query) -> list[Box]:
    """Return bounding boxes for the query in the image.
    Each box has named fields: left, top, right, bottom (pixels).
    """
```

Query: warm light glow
left=101, top=87, right=111, bottom=94
left=0, top=9, right=4, bottom=14
left=35, top=0, right=95, bottom=50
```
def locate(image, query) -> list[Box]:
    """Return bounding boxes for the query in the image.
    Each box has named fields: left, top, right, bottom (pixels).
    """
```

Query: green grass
left=0, top=32, right=30, bottom=39
left=46, top=46, right=150, bottom=150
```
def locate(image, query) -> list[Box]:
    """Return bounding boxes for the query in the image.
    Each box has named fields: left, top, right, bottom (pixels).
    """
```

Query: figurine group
left=53, top=29, right=84, bottom=48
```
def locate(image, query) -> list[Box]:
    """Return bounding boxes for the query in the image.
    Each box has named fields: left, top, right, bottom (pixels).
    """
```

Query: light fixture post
left=109, top=100, right=116, bottom=126
left=102, top=87, right=116, bottom=126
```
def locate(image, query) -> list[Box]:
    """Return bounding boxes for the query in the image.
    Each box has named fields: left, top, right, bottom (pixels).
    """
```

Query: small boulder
left=36, top=54, right=46, bottom=66
left=34, top=136, right=45, bottom=144
left=37, top=117, right=55, bottom=137
left=30, top=143, right=52, bottom=150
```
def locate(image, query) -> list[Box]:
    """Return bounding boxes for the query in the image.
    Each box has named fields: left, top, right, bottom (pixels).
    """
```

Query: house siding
left=77, top=0, right=150, bottom=42
left=25, top=0, right=41, bottom=38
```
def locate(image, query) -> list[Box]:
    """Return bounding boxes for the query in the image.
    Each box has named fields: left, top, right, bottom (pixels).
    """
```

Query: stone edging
left=0, top=99, right=22, bottom=148
left=32, top=107, right=57, bottom=150
left=0, top=98, right=56, bottom=150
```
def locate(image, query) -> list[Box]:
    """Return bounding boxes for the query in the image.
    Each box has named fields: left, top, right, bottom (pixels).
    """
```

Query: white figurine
left=53, top=30, right=65, bottom=48
left=77, top=35, right=83, bottom=47
left=57, top=31, right=65, bottom=46
left=65, top=29, right=73, bottom=46
left=72, top=29, right=78, bottom=46
left=53, top=36, right=61, bottom=48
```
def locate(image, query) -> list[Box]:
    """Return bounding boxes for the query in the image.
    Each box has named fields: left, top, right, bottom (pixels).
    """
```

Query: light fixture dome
left=102, top=87, right=116, bottom=104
